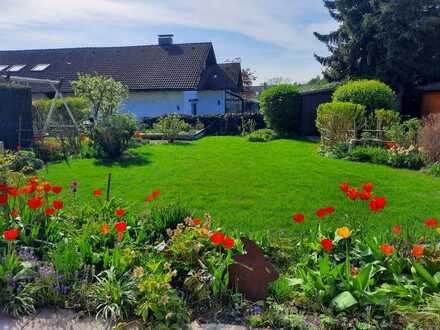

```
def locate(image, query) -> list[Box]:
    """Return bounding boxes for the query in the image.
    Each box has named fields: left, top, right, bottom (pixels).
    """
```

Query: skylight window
left=0, top=65, right=9, bottom=72
left=7, top=65, right=26, bottom=72
left=31, top=64, right=50, bottom=72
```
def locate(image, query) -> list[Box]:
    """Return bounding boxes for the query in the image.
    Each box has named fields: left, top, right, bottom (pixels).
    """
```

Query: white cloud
left=0, top=0, right=337, bottom=81
left=1, top=0, right=336, bottom=51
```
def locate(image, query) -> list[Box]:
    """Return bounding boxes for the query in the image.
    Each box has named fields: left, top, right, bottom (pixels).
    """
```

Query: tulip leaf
left=354, top=263, right=373, bottom=292
left=319, top=254, right=330, bottom=276
left=331, top=291, right=358, bottom=311
left=413, top=262, right=438, bottom=288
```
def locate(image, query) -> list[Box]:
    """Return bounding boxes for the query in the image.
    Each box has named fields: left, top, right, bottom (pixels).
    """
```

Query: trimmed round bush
left=333, top=80, right=396, bottom=112
left=259, top=84, right=301, bottom=137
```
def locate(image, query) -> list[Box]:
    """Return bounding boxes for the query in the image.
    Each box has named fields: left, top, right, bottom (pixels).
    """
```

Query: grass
left=40, top=137, right=440, bottom=235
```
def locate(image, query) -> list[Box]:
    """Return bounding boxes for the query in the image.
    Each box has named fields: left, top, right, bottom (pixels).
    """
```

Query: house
left=0, top=35, right=244, bottom=118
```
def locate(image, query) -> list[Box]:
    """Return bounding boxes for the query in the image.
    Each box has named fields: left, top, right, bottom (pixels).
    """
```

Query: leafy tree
left=314, top=0, right=440, bottom=92
left=241, top=68, right=257, bottom=89
left=72, top=74, right=129, bottom=120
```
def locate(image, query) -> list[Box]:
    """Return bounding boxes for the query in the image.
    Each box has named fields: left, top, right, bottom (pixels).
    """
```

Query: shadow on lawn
left=93, top=150, right=152, bottom=168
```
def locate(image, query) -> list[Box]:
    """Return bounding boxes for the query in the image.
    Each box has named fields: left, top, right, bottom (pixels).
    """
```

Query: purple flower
left=70, top=181, right=79, bottom=193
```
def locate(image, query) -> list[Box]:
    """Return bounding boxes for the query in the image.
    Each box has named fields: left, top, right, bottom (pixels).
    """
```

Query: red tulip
left=363, top=183, right=374, bottom=193
left=223, top=237, right=235, bottom=249
left=101, top=224, right=110, bottom=235
left=7, top=187, right=17, bottom=197
left=316, top=208, right=327, bottom=218
left=0, top=183, right=7, bottom=192
left=347, top=188, right=359, bottom=200
left=340, top=183, right=350, bottom=193
left=27, top=197, right=43, bottom=209
left=152, top=190, right=160, bottom=198
left=292, top=213, right=305, bottom=223
left=412, top=245, right=424, bottom=258
left=193, top=218, right=202, bottom=225
left=425, top=218, right=438, bottom=228
left=146, top=194, right=154, bottom=202
left=325, top=207, right=335, bottom=214
left=370, top=197, right=387, bottom=212
left=53, top=200, right=64, bottom=210
left=114, top=221, right=127, bottom=241
left=45, top=208, right=55, bottom=216
left=43, top=182, right=51, bottom=193
left=10, top=209, right=18, bottom=218
left=321, top=238, right=333, bottom=251
left=0, top=194, right=7, bottom=205
left=392, top=225, right=401, bottom=235
left=3, top=229, right=20, bottom=241
left=93, top=189, right=102, bottom=197
left=52, top=186, right=62, bottom=194
left=115, top=208, right=125, bottom=217
left=359, top=191, right=371, bottom=201
left=380, top=243, right=394, bottom=256
left=210, top=232, right=225, bottom=245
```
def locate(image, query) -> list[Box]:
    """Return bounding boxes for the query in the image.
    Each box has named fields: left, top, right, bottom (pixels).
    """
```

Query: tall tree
left=315, top=0, right=440, bottom=92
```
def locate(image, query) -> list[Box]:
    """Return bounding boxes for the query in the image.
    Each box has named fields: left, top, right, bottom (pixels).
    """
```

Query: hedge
left=333, top=80, right=396, bottom=113
left=259, top=84, right=302, bottom=137
left=141, top=113, right=266, bottom=136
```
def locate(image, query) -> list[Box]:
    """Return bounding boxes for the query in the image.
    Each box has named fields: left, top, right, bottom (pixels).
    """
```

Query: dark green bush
left=92, top=114, right=137, bottom=158
left=259, top=84, right=302, bottom=137
left=347, top=147, right=389, bottom=165
left=333, top=80, right=396, bottom=112
left=247, top=129, right=277, bottom=142
left=141, top=113, right=265, bottom=136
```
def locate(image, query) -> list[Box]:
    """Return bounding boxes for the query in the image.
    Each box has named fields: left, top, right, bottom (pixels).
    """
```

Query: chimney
left=158, top=34, right=174, bottom=46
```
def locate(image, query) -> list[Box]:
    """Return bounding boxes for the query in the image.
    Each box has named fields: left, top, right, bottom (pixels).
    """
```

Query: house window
left=7, top=65, right=26, bottom=72
left=31, top=64, right=50, bottom=72
left=0, top=65, right=9, bottom=72
left=191, top=103, right=197, bottom=115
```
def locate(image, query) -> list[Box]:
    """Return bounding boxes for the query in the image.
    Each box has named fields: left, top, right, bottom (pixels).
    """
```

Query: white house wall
left=122, top=90, right=226, bottom=118
left=197, top=90, right=225, bottom=115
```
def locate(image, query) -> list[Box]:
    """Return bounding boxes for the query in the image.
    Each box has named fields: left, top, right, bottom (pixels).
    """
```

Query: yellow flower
left=336, top=227, right=352, bottom=239
left=437, top=228, right=440, bottom=235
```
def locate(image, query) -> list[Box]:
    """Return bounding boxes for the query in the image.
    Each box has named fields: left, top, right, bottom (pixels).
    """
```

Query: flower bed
left=0, top=173, right=439, bottom=329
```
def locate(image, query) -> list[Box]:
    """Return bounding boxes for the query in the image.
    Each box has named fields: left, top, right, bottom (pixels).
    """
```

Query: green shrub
left=333, top=80, right=396, bottom=112
left=388, top=146, right=425, bottom=170
left=153, top=114, right=191, bottom=143
left=259, top=84, right=302, bottom=137
left=375, top=109, right=400, bottom=131
left=316, top=102, right=366, bottom=148
left=347, top=147, right=389, bottom=165
left=424, top=162, right=440, bottom=177
left=385, top=118, right=421, bottom=148
left=0, top=150, right=44, bottom=174
left=144, top=203, right=192, bottom=240
left=247, top=129, right=277, bottom=142
left=33, top=97, right=90, bottom=125
left=92, top=114, right=137, bottom=158
left=33, top=138, right=65, bottom=162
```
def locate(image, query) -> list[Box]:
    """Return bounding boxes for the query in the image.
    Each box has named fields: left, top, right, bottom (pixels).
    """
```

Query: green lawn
left=41, top=137, right=440, bottom=235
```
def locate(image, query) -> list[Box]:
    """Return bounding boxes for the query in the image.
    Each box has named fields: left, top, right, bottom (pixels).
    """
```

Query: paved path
left=0, top=309, right=254, bottom=330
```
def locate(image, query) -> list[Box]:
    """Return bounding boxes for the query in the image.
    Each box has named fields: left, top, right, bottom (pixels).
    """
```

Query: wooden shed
left=419, top=82, right=440, bottom=116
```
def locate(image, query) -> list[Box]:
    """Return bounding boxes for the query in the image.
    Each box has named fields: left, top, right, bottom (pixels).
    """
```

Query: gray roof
left=0, top=43, right=241, bottom=93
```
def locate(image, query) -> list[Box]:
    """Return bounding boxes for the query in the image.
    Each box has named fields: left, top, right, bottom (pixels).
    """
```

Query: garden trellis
left=0, top=75, right=80, bottom=134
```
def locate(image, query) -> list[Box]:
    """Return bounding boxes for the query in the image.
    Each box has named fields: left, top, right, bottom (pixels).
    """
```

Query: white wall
left=122, top=91, right=184, bottom=118
left=197, top=90, right=225, bottom=115
left=122, top=90, right=226, bottom=118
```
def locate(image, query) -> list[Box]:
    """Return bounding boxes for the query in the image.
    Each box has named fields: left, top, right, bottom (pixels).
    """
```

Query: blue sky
left=1, top=0, right=337, bottom=83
